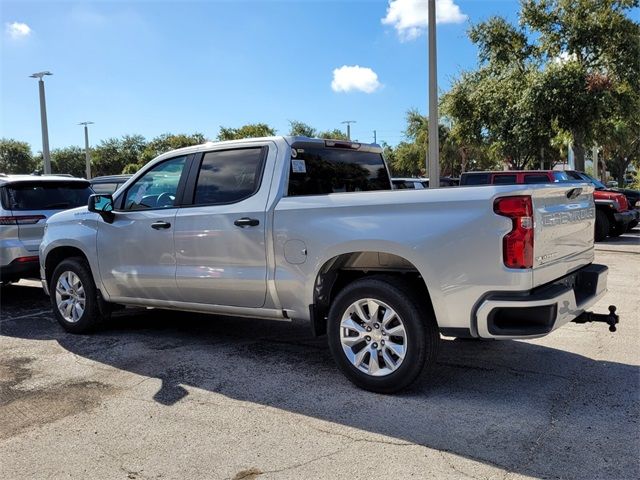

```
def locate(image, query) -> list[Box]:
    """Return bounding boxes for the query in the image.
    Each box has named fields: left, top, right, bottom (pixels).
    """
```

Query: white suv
left=0, top=175, right=93, bottom=284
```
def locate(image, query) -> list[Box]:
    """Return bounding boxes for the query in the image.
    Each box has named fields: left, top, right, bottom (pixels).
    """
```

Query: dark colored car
left=563, top=171, right=639, bottom=234
left=90, top=174, right=132, bottom=194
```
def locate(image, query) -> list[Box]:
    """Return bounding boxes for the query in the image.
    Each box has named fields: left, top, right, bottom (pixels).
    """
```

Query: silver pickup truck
left=40, top=136, right=615, bottom=392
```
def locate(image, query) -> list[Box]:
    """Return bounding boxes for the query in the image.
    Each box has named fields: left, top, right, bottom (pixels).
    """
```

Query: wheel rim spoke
left=353, top=302, right=368, bottom=322
left=385, top=339, right=406, bottom=360
left=385, top=324, right=405, bottom=338
left=339, top=297, right=407, bottom=377
left=353, top=345, right=369, bottom=368
left=367, top=347, right=381, bottom=375
left=382, top=347, right=397, bottom=369
left=367, top=299, right=380, bottom=322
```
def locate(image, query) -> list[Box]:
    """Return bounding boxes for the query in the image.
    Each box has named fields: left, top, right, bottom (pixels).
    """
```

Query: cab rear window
left=4, top=182, right=92, bottom=210
left=287, top=147, right=391, bottom=196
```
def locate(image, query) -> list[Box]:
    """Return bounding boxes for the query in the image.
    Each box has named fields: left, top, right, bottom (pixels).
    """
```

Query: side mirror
left=88, top=194, right=115, bottom=223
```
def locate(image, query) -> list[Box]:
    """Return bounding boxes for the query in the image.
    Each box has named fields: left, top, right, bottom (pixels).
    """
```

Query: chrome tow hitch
left=572, top=305, right=619, bottom=332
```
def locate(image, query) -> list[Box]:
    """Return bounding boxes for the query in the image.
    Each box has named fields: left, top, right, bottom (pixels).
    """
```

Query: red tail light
left=494, top=196, right=534, bottom=269
left=13, top=256, right=40, bottom=263
left=0, top=215, right=46, bottom=225
left=617, top=194, right=629, bottom=211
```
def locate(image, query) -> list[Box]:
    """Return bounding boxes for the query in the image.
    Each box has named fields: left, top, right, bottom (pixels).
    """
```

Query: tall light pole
left=427, top=0, right=440, bottom=188
left=29, top=71, right=53, bottom=174
left=79, top=122, right=94, bottom=179
left=341, top=120, right=356, bottom=141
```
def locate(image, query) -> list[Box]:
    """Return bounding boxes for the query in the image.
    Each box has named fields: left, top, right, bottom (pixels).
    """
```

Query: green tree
left=0, top=139, right=36, bottom=174
left=288, top=120, right=317, bottom=137
left=520, top=0, right=640, bottom=170
left=600, top=90, right=640, bottom=186
left=92, top=135, right=147, bottom=176
left=317, top=128, right=348, bottom=140
left=217, top=123, right=275, bottom=141
left=140, top=133, right=206, bottom=165
left=49, top=146, right=87, bottom=177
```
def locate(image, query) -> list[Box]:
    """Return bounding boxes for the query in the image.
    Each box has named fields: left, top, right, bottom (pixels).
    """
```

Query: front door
left=174, top=146, right=272, bottom=308
left=97, top=155, right=189, bottom=301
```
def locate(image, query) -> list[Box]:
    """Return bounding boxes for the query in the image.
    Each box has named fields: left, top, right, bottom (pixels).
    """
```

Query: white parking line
left=0, top=309, right=51, bottom=323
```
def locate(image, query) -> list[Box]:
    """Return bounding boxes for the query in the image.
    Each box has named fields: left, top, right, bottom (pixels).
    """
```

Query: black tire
left=609, top=222, right=625, bottom=237
left=50, top=257, right=105, bottom=333
left=327, top=275, right=439, bottom=393
left=594, top=209, right=610, bottom=242
left=628, top=220, right=638, bottom=232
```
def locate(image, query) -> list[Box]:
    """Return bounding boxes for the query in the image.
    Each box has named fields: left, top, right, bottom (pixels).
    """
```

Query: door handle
left=234, top=217, right=260, bottom=227
left=151, top=221, right=171, bottom=230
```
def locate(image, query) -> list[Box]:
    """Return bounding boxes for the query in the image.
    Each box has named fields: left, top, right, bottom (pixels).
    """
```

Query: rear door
left=173, top=144, right=273, bottom=307
left=4, top=181, right=92, bottom=252
left=531, top=184, right=596, bottom=286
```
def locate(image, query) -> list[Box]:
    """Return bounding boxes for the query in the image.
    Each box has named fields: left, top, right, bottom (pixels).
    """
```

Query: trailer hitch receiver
left=572, top=305, right=619, bottom=332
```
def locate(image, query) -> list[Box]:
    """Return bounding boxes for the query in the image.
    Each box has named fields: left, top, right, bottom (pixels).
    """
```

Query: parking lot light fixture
left=29, top=71, right=53, bottom=175
left=78, top=121, right=94, bottom=179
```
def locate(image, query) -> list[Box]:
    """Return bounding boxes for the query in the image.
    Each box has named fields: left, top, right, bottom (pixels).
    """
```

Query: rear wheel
left=327, top=276, right=439, bottom=393
left=594, top=210, right=610, bottom=242
left=50, top=257, right=105, bottom=333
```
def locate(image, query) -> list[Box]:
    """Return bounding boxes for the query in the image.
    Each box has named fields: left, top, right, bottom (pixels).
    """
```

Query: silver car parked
left=0, top=174, right=93, bottom=283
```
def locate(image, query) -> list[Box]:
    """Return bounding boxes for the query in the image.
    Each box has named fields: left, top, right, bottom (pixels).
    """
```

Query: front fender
left=40, top=214, right=103, bottom=297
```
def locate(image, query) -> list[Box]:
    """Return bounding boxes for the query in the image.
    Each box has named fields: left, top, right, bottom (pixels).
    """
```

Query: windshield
left=578, top=172, right=606, bottom=189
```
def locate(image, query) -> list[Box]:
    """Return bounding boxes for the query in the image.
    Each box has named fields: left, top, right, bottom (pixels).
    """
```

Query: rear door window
left=288, top=147, right=391, bottom=196
left=5, top=182, right=92, bottom=210
left=192, top=148, right=266, bottom=205
left=492, top=174, right=518, bottom=184
left=461, top=173, right=490, bottom=185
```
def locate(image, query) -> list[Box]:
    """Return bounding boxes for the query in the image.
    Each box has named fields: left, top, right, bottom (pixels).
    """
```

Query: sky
left=1, top=0, right=523, bottom=151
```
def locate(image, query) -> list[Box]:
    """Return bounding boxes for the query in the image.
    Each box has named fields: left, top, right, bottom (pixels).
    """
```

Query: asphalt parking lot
left=1, top=230, right=638, bottom=480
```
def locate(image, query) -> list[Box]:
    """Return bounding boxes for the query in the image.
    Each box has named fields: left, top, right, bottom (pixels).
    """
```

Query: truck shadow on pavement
left=1, top=283, right=638, bottom=480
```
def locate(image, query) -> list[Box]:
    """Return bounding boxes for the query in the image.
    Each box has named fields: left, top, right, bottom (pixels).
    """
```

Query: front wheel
left=327, top=276, right=439, bottom=393
left=50, top=257, right=105, bottom=333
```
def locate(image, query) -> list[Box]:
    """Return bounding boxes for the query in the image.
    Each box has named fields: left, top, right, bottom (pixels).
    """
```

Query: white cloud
left=5, top=22, right=32, bottom=39
left=331, top=65, right=382, bottom=94
left=382, top=0, right=467, bottom=41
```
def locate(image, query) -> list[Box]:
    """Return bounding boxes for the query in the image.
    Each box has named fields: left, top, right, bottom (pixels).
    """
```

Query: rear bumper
left=614, top=210, right=638, bottom=226
left=1, top=258, right=40, bottom=282
left=474, top=264, right=608, bottom=339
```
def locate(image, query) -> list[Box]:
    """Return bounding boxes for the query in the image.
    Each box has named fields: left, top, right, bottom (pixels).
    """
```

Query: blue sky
left=1, top=0, right=522, bottom=151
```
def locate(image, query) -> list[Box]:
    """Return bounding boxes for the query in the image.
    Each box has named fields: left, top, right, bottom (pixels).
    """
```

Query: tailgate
left=532, top=184, right=595, bottom=287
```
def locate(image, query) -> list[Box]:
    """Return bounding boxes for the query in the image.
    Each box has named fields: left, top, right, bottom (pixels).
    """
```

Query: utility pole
left=373, top=130, right=377, bottom=144
left=341, top=120, right=356, bottom=141
left=30, top=71, right=53, bottom=174
left=427, top=0, right=440, bottom=188
left=79, top=121, right=94, bottom=179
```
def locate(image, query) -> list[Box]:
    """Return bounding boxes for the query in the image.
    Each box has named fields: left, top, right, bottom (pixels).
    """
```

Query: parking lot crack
left=246, top=444, right=355, bottom=478
left=305, top=423, right=414, bottom=446
left=438, top=451, right=486, bottom=480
